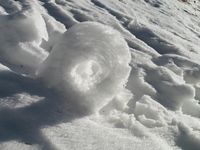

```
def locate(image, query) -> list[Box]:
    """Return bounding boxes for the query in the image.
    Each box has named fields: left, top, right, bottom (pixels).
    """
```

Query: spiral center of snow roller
left=71, top=60, right=103, bottom=92
left=38, top=22, right=131, bottom=113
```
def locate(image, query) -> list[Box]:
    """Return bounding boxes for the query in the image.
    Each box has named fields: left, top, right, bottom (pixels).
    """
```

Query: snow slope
left=0, top=0, right=200, bottom=150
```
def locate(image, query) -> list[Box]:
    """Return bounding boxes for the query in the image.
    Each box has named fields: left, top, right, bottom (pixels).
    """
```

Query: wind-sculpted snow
left=1, top=0, right=200, bottom=150
left=0, top=0, right=48, bottom=75
left=38, top=22, right=131, bottom=113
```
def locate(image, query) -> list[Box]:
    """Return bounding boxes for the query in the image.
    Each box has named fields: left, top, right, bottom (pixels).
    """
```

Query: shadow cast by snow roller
left=37, top=21, right=132, bottom=114
left=0, top=70, right=85, bottom=149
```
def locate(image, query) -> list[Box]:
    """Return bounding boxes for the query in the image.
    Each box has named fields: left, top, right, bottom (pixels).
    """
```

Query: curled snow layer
left=38, top=22, right=131, bottom=113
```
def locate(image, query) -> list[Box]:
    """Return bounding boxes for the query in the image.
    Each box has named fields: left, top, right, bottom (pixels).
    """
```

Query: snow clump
left=0, top=1, right=48, bottom=75
left=38, top=22, right=131, bottom=113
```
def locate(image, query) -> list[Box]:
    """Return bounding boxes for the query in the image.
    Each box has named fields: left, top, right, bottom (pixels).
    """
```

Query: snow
left=0, top=0, right=48, bottom=75
left=0, top=0, right=200, bottom=150
left=38, top=21, right=131, bottom=113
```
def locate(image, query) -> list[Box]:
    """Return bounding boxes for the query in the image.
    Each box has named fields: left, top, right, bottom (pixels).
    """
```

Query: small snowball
left=38, top=22, right=131, bottom=113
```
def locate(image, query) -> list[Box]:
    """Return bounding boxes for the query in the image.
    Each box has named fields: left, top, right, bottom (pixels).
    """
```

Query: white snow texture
left=38, top=22, right=131, bottom=113
left=0, top=0, right=200, bottom=150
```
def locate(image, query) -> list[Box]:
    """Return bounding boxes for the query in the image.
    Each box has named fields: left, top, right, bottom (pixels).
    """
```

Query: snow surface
left=0, top=0, right=200, bottom=150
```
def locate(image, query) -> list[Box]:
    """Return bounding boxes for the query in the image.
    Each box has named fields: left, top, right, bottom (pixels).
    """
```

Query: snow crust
left=0, top=0, right=200, bottom=150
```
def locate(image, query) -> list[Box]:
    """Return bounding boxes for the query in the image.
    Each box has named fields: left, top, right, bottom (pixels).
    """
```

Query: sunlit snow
left=0, top=0, right=200, bottom=150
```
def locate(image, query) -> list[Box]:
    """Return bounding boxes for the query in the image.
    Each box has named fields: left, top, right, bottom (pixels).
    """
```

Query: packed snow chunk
left=126, top=66, right=157, bottom=111
left=0, top=1, right=48, bottom=75
left=153, top=54, right=200, bottom=84
left=38, top=22, right=131, bottom=113
left=145, top=67, right=195, bottom=110
left=134, top=95, right=170, bottom=128
left=100, top=88, right=133, bottom=115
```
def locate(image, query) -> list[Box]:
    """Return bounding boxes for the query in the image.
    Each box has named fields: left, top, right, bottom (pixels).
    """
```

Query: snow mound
left=1, top=0, right=200, bottom=149
left=0, top=0, right=48, bottom=75
left=38, top=22, right=131, bottom=113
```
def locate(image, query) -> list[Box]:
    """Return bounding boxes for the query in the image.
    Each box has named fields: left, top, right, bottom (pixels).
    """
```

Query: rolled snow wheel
left=38, top=22, right=131, bottom=113
left=70, top=60, right=103, bottom=92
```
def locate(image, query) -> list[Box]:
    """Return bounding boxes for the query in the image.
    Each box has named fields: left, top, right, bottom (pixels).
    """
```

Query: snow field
left=0, top=0, right=48, bottom=75
left=0, top=0, right=200, bottom=149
